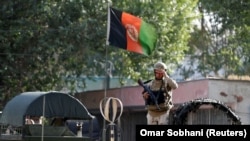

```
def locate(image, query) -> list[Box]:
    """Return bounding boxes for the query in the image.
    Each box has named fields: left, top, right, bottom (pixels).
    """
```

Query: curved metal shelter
left=0, top=91, right=94, bottom=127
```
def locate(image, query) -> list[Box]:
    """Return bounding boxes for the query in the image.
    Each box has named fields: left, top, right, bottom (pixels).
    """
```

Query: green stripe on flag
left=139, top=21, right=157, bottom=55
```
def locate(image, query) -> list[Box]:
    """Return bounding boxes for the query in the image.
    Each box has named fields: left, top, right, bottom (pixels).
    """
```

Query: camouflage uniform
left=142, top=62, right=178, bottom=125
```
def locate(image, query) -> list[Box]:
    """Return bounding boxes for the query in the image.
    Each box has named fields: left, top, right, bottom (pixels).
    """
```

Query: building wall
left=76, top=78, right=250, bottom=141
left=172, top=79, right=209, bottom=103
left=207, top=79, right=250, bottom=124
left=76, top=79, right=210, bottom=109
left=76, top=79, right=250, bottom=123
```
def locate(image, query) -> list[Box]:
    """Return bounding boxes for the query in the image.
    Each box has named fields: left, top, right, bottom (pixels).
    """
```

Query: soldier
left=142, top=61, right=178, bottom=125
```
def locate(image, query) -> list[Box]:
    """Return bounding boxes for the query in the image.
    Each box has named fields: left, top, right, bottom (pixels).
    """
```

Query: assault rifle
left=138, top=79, right=160, bottom=110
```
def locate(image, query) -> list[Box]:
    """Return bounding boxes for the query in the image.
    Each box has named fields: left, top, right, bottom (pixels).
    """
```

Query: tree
left=183, top=0, right=250, bottom=79
left=0, top=0, right=198, bottom=107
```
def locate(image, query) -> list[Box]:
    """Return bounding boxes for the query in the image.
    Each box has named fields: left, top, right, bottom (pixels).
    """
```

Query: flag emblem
left=126, top=24, right=138, bottom=42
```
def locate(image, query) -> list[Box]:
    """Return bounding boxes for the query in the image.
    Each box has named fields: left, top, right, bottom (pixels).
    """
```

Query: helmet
left=154, top=62, right=167, bottom=70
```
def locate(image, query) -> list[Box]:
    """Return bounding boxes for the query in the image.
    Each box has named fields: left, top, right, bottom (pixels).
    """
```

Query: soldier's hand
left=161, top=69, right=169, bottom=78
left=142, top=92, right=150, bottom=99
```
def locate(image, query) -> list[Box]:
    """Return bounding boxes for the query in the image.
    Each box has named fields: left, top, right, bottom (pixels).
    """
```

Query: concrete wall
left=208, top=79, right=250, bottom=124
left=172, top=79, right=209, bottom=103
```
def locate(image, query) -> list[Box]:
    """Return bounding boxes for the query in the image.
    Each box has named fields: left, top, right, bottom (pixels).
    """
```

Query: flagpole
left=102, top=39, right=108, bottom=141
left=106, top=2, right=111, bottom=46
left=102, top=1, right=112, bottom=141
left=41, top=95, right=45, bottom=141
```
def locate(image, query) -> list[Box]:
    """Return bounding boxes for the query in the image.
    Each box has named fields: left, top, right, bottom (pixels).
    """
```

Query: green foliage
left=187, top=0, right=250, bottom=78
left=0, top=0, right=198, bottom=106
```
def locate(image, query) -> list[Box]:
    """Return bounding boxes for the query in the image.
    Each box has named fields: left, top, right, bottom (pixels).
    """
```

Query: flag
left=107, top=7, right=157, bottom=56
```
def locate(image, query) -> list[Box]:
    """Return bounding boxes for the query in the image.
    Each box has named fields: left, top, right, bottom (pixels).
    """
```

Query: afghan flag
left=106, top=7, right=157, bottom=56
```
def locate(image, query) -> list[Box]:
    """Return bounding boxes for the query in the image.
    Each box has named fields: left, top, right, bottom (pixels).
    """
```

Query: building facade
left=76, top=78, right=250, bottom=141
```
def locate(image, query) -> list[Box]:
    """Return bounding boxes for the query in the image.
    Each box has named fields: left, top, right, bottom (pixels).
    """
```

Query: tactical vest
left=147, top=88, right=165, bottom=105
left=143, top=79, right=173, bottom=108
